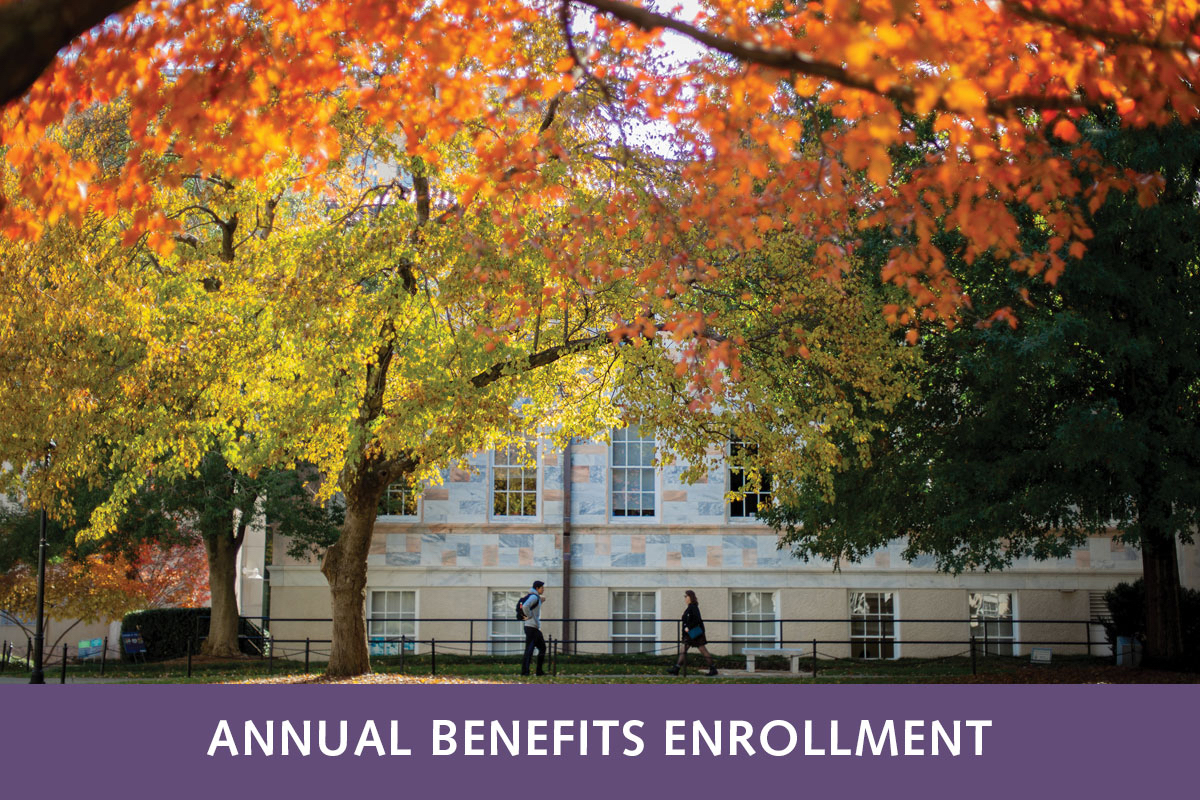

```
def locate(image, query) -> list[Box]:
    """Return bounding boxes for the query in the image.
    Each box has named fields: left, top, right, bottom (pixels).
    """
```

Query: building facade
left=266, top=427, right=1196, bottom=662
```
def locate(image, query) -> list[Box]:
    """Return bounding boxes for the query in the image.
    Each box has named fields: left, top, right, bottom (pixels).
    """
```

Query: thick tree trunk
left=321, top=504, right=377, bottom=677
left=202, top=533, right=243, bottom=658
left=1140, top=528, right=1184, bottom=666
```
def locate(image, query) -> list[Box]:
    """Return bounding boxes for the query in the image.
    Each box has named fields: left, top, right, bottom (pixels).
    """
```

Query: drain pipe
left=561, top=438, right=573, bottom=654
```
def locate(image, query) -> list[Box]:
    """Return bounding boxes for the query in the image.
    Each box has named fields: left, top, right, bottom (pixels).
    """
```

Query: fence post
left=431, top=639, right=436, bottom=676
left=305, top=638, right=311, bottom=673
left=100, top=637, right=107, bottom=677
left=1084, top=621, right=1091, bottom=657
left=970, top=635, right=977, bottom=675
left=61, top=643, right=68, bottom=684
left=187, top=636, right=193, bottom=678
left=400, top=635, right=406, bottom=674
left=469, top=620, right=474, bottom=657
left=812, top=639, right=818, bottom=679
left=268, top=640, right=275, bottom=675
left=1, top=639, right=6, bottom=673
left=552, top=637, right=558, bottom=677
left=27, top=636, right=31, bottom=671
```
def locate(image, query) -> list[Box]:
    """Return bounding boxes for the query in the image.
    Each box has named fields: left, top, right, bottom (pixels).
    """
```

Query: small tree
left=0, top=554, right=149, bottom=654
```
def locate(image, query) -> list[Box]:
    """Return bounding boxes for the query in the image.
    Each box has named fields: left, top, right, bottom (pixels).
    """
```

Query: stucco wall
left=264, top=438, right=1149, bottom=664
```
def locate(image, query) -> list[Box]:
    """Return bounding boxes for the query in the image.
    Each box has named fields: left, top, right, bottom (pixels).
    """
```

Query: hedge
left=120, top=608, right=263, bottom=661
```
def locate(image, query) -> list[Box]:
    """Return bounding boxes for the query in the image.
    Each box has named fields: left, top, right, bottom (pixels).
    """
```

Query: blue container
left=1115, top=636, right=1142, bottom=667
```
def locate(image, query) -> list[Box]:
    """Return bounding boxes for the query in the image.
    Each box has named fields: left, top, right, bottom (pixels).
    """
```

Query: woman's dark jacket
left=681, top=603, right=707, bottom=646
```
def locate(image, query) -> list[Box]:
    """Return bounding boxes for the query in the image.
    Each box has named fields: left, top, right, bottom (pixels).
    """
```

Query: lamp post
left=29, top=467, right=49, bottom=684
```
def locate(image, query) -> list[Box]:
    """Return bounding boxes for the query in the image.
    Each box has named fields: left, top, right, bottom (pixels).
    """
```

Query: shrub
left=120, top=608, right=262, bottom=661
left=1101, top=579, right=1200, bottom=663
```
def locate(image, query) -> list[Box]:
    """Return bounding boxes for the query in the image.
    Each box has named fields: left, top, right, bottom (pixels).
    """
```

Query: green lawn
left=7, top=651, right=1195, bottom=684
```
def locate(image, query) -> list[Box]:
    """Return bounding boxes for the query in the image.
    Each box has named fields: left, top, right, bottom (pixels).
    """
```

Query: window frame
left=489, top=439, right=541, bottom=523
left=849, top=590, right=899, bottom=660
left=376, top=482, right=421, bottom=523
left=968, top=591, right=1018, bottom=657
left=726, top=437, right=772, bottom=523
left=608, top=424, right=660, bottom=523
left=366, top=589, right=419, bottom=655
left=609, top=589, right=661, bottom=654
left=487, top=589, right=529, bottom=655
left=729, top=589, right=781, bottom=654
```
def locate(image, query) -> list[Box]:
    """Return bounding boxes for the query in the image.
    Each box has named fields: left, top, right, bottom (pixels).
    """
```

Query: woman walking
left=668, top=590, right=717, bottom=676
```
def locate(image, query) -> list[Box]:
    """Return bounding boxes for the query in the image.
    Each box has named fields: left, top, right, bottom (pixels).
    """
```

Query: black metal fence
left=252, top=614, right=1117, bottom=664
left=3, top=614, right=1127, bottom=681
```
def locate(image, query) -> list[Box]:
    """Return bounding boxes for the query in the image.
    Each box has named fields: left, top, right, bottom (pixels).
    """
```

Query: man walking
left=520, top=580, right=546, bottom=676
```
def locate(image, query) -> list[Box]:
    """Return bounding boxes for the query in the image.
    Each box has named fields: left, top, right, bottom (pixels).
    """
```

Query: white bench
left=742, top=647, right=808, bottom=673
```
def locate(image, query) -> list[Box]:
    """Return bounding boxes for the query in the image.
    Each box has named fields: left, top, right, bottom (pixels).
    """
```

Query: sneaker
left=667, top=665, right=680, bottom=676
left=707, top=667, right=718, bottom=676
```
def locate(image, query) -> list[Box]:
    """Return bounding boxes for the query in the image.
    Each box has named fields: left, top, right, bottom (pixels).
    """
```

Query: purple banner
left=1, top=685, right=1192, bottom=798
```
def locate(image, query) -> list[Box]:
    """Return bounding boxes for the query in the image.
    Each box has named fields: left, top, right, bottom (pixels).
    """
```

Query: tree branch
left=573, top=0, right=1093, bottom=115
left=1001, top=1, right=1198, bottom=56
left=0, top=0, right=135, bottom=107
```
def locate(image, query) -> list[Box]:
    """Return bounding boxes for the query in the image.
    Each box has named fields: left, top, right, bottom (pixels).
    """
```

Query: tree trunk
left=321, top=504, right=377, bottom=677
left=202, top=533, right=242, bottom=658
left=1140, top=528, right=1184, bottom=666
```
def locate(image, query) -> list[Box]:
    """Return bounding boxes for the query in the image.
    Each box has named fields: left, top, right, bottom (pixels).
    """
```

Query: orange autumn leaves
left=3, top=0, right=1199, bottom=359
left=0, top=543, right=209, bottom=626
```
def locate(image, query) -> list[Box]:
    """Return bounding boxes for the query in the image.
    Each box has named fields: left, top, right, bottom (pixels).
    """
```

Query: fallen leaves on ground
left=945, top=665, right=1199, bottom=684
left=225, top=673, right=508, bottom=685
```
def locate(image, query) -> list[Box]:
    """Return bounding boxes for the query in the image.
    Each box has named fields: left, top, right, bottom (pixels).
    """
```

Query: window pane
left=731, top=591, right=777, bottom=655
left=968, top=592, right=1015, bottom=654
left=850, top=591, right=896, bottom=660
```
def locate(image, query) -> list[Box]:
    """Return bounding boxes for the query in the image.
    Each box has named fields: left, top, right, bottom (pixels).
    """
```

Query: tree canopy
left=766, top=119, right=1200, bottom=663
left=4, top=1, right=1199, bottom=334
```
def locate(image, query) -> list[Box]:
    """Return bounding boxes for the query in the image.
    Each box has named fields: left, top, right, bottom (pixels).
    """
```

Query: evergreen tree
left=768, top=120, right=1200, bottom=665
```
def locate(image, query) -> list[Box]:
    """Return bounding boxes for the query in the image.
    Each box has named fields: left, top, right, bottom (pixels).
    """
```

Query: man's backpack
left=515, top=592, right=537, bottom=621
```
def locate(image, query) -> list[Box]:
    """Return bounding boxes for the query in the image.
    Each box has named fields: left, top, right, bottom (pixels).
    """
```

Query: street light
left=29, top=450, right=50, bottom=684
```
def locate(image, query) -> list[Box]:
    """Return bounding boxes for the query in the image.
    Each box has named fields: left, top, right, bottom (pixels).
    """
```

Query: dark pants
left=522, top=626, right=545, bottom=675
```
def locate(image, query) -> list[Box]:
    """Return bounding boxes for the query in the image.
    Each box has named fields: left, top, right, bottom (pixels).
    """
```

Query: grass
left=6, top=651, right=1196, bottom=684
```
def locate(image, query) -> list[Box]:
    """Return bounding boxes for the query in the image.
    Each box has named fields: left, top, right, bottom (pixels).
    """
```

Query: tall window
left=378, top=483, right=418, bottom=518
left=731, top=591, right=778, bottom=654
left=969, top=592, right=1015, bottom=656
left=850, top=591, right=896, bottom=659
left=368, top=590, right=416, bottom=655
left=611, top=591, right=658, bottom=654
left=489, top=590, right=528, bottom=655
left=493, top=441, right=538, bottom=518
left=728, top=438, right=772, bottom=518
left=612, top=424, right=655, bottom=517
